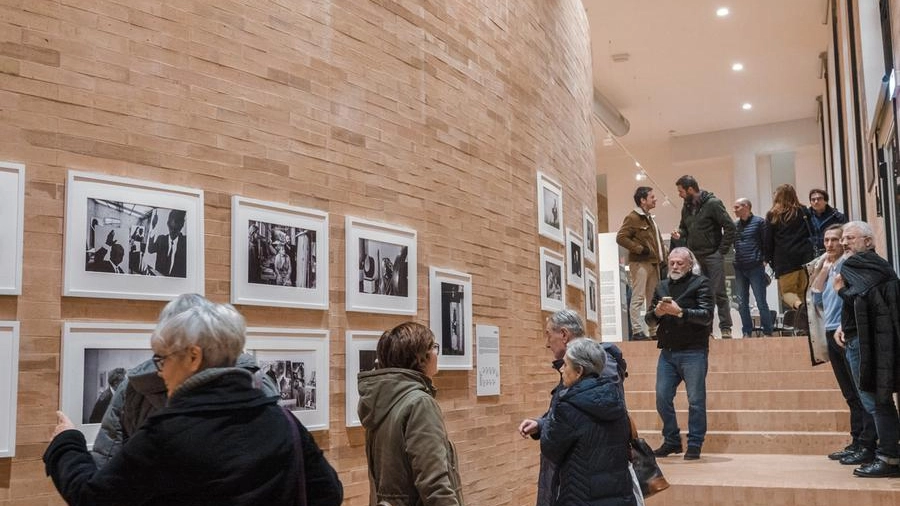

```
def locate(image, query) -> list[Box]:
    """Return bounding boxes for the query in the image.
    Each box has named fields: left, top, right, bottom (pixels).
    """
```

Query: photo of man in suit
left=147, top=209, right=187, bottom=278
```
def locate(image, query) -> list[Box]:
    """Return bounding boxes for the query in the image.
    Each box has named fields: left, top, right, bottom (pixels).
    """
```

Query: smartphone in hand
left=661, top=296, right=673, bottom=303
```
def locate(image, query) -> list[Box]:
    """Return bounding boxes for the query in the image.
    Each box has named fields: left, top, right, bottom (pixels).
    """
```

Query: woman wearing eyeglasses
left=44, top=301, right=343, bottom=506
left=358, top=321, right=465, bottom=506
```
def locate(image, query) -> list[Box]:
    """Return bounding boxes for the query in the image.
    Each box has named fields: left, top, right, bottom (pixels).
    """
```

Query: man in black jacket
left=808, top=189, right=848, bottom=257
left=646, top=247, right=714, bottom=461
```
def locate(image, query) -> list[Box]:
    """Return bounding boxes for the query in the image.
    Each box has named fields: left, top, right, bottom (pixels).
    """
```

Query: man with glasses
left=807, top=189, right=847, bottom=257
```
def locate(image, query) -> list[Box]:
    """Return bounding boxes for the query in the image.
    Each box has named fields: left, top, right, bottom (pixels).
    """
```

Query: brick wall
left=0, top=1, right=597, bottom=505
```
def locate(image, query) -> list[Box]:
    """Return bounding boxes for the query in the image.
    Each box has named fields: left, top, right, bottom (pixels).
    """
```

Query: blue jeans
left=733, top=264, right=774, bottom=335
left=656, top=348, right=708, bottom=448
left=846, top=337, right=900, bottom=463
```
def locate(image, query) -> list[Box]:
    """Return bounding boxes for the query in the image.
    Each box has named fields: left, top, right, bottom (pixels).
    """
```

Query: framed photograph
left=345, top=330, right=380, bottom=427
left=536, top=171, right=564, bottom=244
left=539, top=247, right=565, bottom=312
left=245, top=327, right=330, bottom=431
left=0, top=162, right=25, bottom=295
left=345, top=216, right=417, bottom=315
left=583, top=207, right=597, bottom=265
left=63, top=171, right=204, bottom=300
left=585, top=270, right=599, bottom=323
left=60, top=322, right=155, bottom=448
left=566, top=229, right=584, bottom=290
left=429, top=267, right=473, bottom=370
left=0, top=321, right=19, bottom=457
left=231, top=196, right=329, bottom=309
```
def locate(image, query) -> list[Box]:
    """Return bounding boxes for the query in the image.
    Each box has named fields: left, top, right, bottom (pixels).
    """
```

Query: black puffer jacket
left=45, top=368, right=343, bottom=506
left=677, top=191, right=736, bottom=258
left=646, top=272, right=714, bottom=350
left=540, top=376, right=634, bottom=506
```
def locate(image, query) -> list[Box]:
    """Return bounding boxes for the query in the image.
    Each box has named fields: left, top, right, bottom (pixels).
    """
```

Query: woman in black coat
left=540, top=338, right=636, bottom=506
left=764, top=184, right=815, bottom=311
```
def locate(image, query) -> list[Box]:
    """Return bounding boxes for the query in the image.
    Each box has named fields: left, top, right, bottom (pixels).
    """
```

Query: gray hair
left=159, top=293, right=213, bottom=323
left=735, top=198, right=752, bottom=209
left=151, top=302, right=246, bottom=369
left=843, top=221, right=874, bottom=240
left=548, top=309, right=585, bottom=337
left=564, top=337, right=607, bottom=378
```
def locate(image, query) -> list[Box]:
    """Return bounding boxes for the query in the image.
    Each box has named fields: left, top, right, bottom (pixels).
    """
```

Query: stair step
left=629, top=409, right=849, bottom=432
left=625, top=369, right=836, bottom=390
left=626, top=389, right=848, bottom=410
left=638, top=431, right=848, bottom=455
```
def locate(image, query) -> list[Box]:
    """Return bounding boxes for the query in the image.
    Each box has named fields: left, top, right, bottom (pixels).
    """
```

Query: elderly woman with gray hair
left=43, top=301, right=342, bottom=506
left=540, top=337, right=635, bottom=506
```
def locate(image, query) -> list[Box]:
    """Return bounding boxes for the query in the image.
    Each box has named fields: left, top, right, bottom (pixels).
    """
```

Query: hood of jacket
left=841, top=250, right=898, bottom=297
left=158, top=367, right=275, bottom=416
left=558, top=375, right=624, bottom=422
left=127, top=352, right=263, bottom=397
left=357, top=368, right=435, bottom=431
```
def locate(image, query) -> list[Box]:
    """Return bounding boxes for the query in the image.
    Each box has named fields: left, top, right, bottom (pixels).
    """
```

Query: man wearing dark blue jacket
left=808, top=189, right=847, bottom=257
left=732, top=198, right=773, bottom=337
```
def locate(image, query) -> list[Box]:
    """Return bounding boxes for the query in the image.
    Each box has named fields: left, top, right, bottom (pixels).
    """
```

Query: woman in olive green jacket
left=358, top=322, right=464, bottom=506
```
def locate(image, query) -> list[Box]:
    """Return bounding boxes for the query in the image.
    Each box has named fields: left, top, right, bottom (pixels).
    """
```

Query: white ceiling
left=583, top=0, right=830, bottom=146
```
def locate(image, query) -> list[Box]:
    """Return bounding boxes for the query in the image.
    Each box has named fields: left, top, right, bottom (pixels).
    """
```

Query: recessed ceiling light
left=742, top=103, right=752, bottom=110
left=732, top=63, right=744, bottom=71
left=716, top=7, right=730, bottom=17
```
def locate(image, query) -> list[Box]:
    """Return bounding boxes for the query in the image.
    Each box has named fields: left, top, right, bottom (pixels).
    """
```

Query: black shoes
left=840, top=447, right=875, bottom=465
left=720, top=328, right=732, bottom=339
left=653, top=443, right=683, bottom=457
left=828, top=444, right=860, bottom=461
left=684, top=446, right=702, bottom=460
left=632, top=332, right=651, bottom=341
left=853, top=459, right=900, bottom=478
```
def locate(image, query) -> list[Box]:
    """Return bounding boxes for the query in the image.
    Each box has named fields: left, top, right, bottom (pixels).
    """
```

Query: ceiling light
left=716, top=7, right=730, bottom=17
left=742, top=103, right=752, bottom=110
left=732, top=63, right=744, bottom=71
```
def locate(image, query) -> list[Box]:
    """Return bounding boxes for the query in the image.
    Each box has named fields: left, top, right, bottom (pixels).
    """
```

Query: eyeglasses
left=809, top=196, right=825, bottom=202
left=151, top=351, right=180, bottom=371
left=430, top=342, right=440, bottom=354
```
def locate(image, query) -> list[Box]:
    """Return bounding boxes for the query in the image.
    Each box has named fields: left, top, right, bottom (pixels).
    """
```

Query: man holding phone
left=645, top=247, right=714, bottom=461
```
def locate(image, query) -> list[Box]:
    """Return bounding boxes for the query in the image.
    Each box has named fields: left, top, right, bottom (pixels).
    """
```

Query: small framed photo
left=567, top=229, right=584, bottom=290
left=63, top=171, right=204, bottom=300
left=585, top=270, right=599, bottom=323
left=583, top=207, right=597, bottom=265
left=346, top=216, right=417, bottom=315
left=537, top=171, right=564, bottom=244
left=0, top=321, right=20, bottom=457
left=345, top=330, right=380, bottom=427
left=231, top=196, right=329, bottom=309
left=429, top=267, right=473, bottom=370
left=0, top=162, right=25, bottom=295
left=540, top=247, right=565, bottom=312
left=60, top=322, right=155, bottom=448
left=245, top=327, right=330, bottom=431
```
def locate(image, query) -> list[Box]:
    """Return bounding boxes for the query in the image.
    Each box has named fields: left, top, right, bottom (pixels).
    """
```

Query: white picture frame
left=429, top=267, right=473, bottom=370
left=345, top=216, right=417, bottom=315
left=63, top=171, right=204, bottom=300
left=540, top=247, right=565, bottom=312
left=60, top=322, right=155, bottom=449
left=0, top=321, right=20, bottom=457
left=585, top=270, right=599, bottom=323
left=231, top=196, right=329, bottom=309
left=0, top=162, right=25, bottom=295
left=345, top=330, right=380, bottom=427
left=566, top=229, right=585, bottom=290
left=245, top=327, right=330, bottom=431
left=537, top=171, right=564, bottom=244
left=583, top=207, right=597, bottom=265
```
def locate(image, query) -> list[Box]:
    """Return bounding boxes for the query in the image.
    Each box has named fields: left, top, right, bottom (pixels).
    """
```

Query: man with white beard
left=645, top=247, right=714, bottom=461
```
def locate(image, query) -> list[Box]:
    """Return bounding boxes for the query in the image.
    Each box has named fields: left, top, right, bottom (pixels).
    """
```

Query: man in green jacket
left=671, top=175, right=736, bottom=338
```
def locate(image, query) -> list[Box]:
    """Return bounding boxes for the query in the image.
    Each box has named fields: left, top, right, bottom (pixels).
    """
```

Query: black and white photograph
left=0, top=162, right=24, bottom=295
left=440, top=282, right=466, bottom=356
left=0, top=321, right=19, bottom=457
left=540, top=248, right=565, bottom=312
left=429, top=267, right=473, bottom=370
left=586, top=270, right=599, bottom=323
left=536, top=171, right=564, bottom=244
left=245, top=328, right=330, bottom=431
left=583, top=207, right=597, bottom=265
left=344, top=330, right=380, bottom=427
left=231, top=197, right=329, bottom=310
left=567, top=229, right=585, bottom=290
left=257, top=353, right=317, bottom=411
left=64, top=171, right=204, bottom=300
left=346, top=216, right=418, bottom=315
left=81, top=349, right=150, bottom=424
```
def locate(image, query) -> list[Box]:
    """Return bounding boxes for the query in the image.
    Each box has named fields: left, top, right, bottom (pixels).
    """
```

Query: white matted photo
left=245, top=327, right=329, bottom=431
left=583, top=207, right=597, bottom=266
left=540, top=247, right=565, bottom=312
left=0, top=162, right=24, bottom=295
left=345, top=216, right=417, bottom=315
left=429, top=267, right=473, bottom=370
left=536, top=171, right=564, bottom=244
left=345, top=330, right=380, bottom=427
left=63, top=171, right=204, bottom=300
left=231, top=196, right=329, bottom=309
left=0, top=321, right=20, bottom=457
left=585, top=270, right=599, bottom=323
left=60, top=322, right=155, bottom=448
left=566, top=229, right=584, bottom=290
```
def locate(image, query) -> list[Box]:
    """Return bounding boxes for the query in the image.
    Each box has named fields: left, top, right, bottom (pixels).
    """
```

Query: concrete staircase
left=619, top=337, right=900, bottom=505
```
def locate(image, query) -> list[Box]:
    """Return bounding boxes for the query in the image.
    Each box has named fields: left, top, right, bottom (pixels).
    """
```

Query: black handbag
left=628, top=415, right=670, bottom=498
